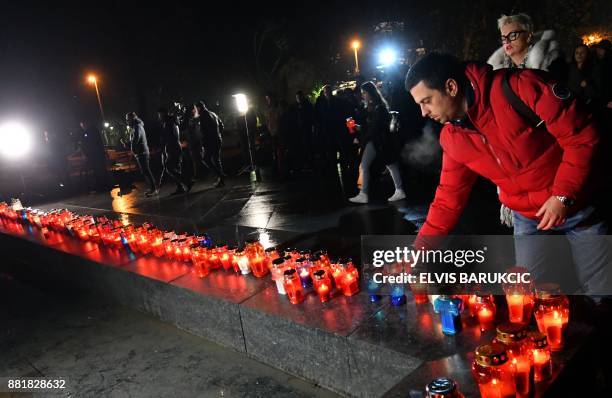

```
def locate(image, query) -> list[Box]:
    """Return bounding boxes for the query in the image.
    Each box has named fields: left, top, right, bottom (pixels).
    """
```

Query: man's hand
left=535, top=196, right=569, bottom=230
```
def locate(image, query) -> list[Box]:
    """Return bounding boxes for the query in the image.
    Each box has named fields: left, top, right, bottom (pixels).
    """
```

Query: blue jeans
left=513, top=207, right=612, bottom=295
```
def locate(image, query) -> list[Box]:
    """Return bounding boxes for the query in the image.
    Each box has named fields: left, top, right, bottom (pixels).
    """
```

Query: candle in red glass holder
left=283, top=269, right=305, bottom=305
left=476, top=295, right=496, bottom=331
left=191, top=245, right=210, bottom=278
left=250, top=252, right=269, bottom=278
left=330, top=263, right=345, bottom=290
left=163, top=238, right=175, bottom=258
left=312, top=269, right=332, bottom=303
left=340, top=259, right=359, bottom=296
left=151, top=235, right=165, bottom=257
left=534, top=284, right=569, bottom=351
left=220, top=245, right=235, bottom=270
left=505, top=291, right=535, bottom=325
left=264, top=247, right=279, bottom=270
left=204, top=245, right=220, bottom=269
left=527, top=331, right=552, bottom=382
left=317, top=250, right=331, bottom=267
left=472, top=343, right=516, bottom=398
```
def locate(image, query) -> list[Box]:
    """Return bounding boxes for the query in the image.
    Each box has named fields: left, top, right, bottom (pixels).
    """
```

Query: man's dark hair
left=405, top=53, right=468, bottom=93
left=295, top=90, right=304, bottom=96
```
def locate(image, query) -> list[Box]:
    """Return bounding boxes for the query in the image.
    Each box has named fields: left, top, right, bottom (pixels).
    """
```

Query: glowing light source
left=233, top=93, right=248, bottom=114
left=379, top=48, right=397, bottom=67
left=104, top=122, right=110, bottom=128
left=87, top=74, right=97, bottom=84
left=0, top=121, right=32, bottom=159
left=351, top=40, right=361, bottom=50
left=582, top=33, right=603, bottom=46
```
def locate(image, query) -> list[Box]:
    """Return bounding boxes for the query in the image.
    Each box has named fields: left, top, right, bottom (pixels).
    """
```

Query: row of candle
left=0, top=202, right=361, bottom=306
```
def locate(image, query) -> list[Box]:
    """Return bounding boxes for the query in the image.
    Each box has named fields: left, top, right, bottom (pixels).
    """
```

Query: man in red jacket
left=405, top=53, right=610, bottom=296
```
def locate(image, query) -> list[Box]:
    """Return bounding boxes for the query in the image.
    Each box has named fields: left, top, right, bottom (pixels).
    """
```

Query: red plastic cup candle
left=540, top=310, right=567, bottom=351
left=330, top=263, right=345, bottom=290
left=534, top=286, right=569, bottom=351
left=505, top=292, right=535, bottom=325
left=231, top=248, right=244, bottom=273
left=151, top=236, right=165, bottom=257
left=283, top=269, right=305, bottom=305
left=528, top=331, right=552, bottom=382
left=340, top=259, right=359, bottom=296
left=220, top=246, right=235, bottom=271
left=250, top=253, right=269, bottom=278
left=264, top=247, right=279, bottom=270
left=476, top=296, right=496, bottom=331
left=191, top=246, right=210, bottom=278
left=312, top=269, right=332, bottom=303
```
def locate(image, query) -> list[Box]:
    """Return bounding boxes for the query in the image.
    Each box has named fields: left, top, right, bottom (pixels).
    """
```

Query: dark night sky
left=1, top=1, right=609, bottom=134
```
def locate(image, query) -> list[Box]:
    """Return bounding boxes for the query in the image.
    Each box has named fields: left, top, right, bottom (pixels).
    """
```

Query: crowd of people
left=39, top=13, right=611, bottom=209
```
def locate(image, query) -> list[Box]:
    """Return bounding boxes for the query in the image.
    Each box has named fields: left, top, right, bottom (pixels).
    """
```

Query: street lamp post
left=351, top=40, right=361, bottom=74
left=87, top=74, right=106, bottom=123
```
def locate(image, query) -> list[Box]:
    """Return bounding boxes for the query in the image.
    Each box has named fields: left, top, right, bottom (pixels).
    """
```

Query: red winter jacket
left=418, top=63, right=600, bottom=237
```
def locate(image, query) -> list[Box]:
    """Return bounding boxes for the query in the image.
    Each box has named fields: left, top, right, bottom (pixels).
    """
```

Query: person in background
left=78, top=121, right=110, bottom=192
left=349, top=81, right=406, bottom=204
left=567, top=44, right=603, bottom=107
left=125, top=112, right=157, bottom=197
left=196, top=101, right=225, bottom=187
left=157, top=107, right=191, bottom=195
left=292, top=90, right=315, bottom=172
left=488, top=13, right=566, bottom=80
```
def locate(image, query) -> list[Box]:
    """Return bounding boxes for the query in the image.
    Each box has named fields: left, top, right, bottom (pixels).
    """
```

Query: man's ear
left=445, top=79, right=459, bottom=97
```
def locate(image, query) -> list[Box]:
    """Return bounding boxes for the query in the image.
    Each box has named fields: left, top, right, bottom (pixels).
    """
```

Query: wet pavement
left=0, top=275, right=340, bottom=398
left=32, top=171, right=510, bottom=262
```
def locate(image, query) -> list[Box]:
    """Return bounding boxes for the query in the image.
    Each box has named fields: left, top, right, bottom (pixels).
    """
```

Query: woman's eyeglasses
left=500, top=30, right=526, bottom=44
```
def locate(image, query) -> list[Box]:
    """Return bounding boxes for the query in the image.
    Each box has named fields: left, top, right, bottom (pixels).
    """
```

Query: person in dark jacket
left=567, top=44, right=603, bottom=107
left=157, top=107, right=192, bottom=195
left=195, top=101, right=225, bottom=187
left=314, top=85, right=358, bottom=181
left=125, top=112, right=157, bottom=197
left=349, top=81, right=406, bottom=204
left=291, top=90, right=315, bottom=171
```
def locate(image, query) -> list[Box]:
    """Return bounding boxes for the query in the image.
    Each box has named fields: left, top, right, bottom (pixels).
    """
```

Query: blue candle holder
left=367, top=279, right=382, bottom=302
left=433, top=295, right=463, bottom=335
left=390, top=284, right=406, bottom=306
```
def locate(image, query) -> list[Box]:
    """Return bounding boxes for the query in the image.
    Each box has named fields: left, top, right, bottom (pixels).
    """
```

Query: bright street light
left=86, top=73, right=106, bottom=123
left=351, top=40, right=361, bottom=74
left=233, top=93, right=257, bottom=181
left=104, top=122, right=110, bottom=128
left=233, top=93, right=249, bottom=114
left=0, top=121, right=32, bottom=159
left=379, top=48, right=397, bottom=67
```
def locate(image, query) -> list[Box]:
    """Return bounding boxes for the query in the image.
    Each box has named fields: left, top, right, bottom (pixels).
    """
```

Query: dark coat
left=360, top=103, right=399, bottom=164
left=128, top=118, right=149, bottom=155
left=160, top=116, right=182, bottom=155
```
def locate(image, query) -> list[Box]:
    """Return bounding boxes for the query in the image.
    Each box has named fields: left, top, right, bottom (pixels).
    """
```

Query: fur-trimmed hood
left=487, top=30, right=560, bottom=71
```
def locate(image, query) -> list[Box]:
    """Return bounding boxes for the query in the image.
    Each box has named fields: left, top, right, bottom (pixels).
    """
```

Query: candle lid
left=295, top=257, right=306, bottom=264
left=272, top=258, right=285, bottom=266
left=475, top=343, right=509, bottom=367
left=426, top=377, right=458, bottom=397
left=283, top=247, right=296, bottom=254
left=313, top=269, right=326, bottom=280
left=528, top=331, right=549, bottom=348
left=265, top=247, right=277, bottom=253
left=283, top=268, right=297, bottom=279
left=496, top=323, right=528, bottom=344
left=299, top=250, right=311, bottom=255
left=227, top=245, right=237, bottom=251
